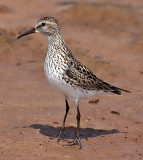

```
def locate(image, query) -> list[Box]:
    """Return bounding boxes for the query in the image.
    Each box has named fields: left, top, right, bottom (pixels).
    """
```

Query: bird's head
left=17, top=17, right=60, bottom=39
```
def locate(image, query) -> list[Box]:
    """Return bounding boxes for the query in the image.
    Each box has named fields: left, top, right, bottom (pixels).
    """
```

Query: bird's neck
left=47, top=33, right=69, bottom=55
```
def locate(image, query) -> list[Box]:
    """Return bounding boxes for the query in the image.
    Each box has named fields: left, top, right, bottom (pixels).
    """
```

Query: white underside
left=48, top=77, right=103, bottom=100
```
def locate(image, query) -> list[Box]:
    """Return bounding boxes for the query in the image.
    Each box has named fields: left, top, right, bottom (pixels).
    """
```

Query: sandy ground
left=0, top=0, right=143, bottom=159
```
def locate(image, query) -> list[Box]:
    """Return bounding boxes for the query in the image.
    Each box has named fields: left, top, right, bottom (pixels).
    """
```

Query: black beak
left=17, top=28, right=36, bottom=39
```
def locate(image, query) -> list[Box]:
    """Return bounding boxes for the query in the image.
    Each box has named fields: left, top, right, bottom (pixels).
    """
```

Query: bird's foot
left=64, top=136, right=82, bottom=149
left=50, top=125, right=67, bottom=142
left=57, top=126, right=67, bottom=142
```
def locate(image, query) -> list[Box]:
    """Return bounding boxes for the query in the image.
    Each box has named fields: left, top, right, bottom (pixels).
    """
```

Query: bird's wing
left=64, top=59, right=130, bottom=95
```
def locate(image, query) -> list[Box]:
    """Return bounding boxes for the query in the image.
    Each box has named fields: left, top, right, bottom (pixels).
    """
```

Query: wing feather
left=64, top=59, right=130, bottom=95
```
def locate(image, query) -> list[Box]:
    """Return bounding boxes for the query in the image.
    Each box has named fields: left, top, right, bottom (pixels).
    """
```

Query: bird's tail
left=108, top=85, right=131, bottom=95
left=98, top=79, right=131, bottom=95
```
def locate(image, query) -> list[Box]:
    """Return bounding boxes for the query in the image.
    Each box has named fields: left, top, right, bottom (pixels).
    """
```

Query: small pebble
left=88, top=99, right=99, bottom=104
left=111, top=111, right=120, bottom=115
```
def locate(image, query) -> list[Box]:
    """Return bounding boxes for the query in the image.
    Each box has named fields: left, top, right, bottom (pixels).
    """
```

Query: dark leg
left=56, top=99, right=69, bottom=142
left=76, top=106, right=81, bottom=139
left=67, top=100, right=82, bottom=149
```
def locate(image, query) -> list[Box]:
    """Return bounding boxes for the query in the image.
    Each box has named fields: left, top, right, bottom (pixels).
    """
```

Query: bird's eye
left=42, top=23, right=46, bottom=26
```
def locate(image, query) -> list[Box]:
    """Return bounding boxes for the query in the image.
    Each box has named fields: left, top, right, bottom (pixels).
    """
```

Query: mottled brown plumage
left=65, top=57, right=130, bottom=94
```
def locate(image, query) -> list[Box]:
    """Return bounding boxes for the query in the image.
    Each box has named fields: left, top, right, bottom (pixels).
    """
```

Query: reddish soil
left=0, top=0, right=143, bottom=159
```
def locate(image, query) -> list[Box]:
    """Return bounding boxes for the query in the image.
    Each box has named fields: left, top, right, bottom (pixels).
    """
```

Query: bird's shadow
left=29, top=124, right=120, bottom=139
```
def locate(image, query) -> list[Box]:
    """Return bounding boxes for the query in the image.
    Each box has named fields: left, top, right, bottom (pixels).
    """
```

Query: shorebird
left=17, top=17, right=130, bottom=148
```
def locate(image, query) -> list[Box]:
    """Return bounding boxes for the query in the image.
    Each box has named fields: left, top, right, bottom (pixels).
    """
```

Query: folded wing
left=64, top=59, right=130, bottom=95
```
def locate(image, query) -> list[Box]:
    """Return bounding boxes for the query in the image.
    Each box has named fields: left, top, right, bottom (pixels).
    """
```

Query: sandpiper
left=17, top=17, right=130, bottom=149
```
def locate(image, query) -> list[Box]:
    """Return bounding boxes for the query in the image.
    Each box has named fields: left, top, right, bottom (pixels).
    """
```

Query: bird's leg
left=56, top=99, right=69, bottom=142
left=67, top=100, right=82, bottom=149
left=76, top=106, right=81, bottom=140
